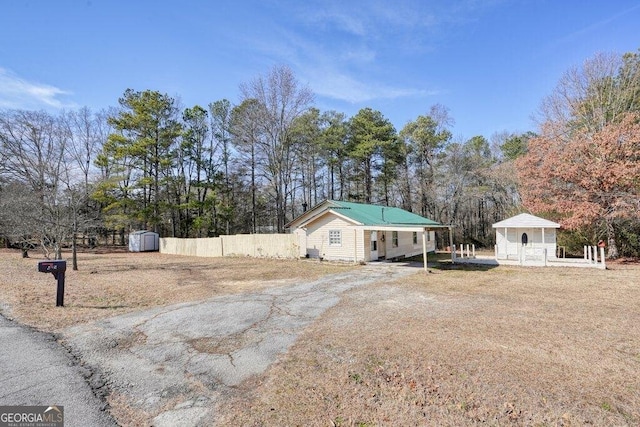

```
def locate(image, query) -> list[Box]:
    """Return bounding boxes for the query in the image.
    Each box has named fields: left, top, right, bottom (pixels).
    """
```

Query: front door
left=370, top=231, right=378, bottom=261
left=378, top=232, right=386, bottom=260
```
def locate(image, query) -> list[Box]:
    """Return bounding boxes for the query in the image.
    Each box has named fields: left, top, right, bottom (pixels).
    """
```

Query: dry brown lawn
left=219, top=262, right=640, bottom=426
left=0, top=249, right=356, bottom=332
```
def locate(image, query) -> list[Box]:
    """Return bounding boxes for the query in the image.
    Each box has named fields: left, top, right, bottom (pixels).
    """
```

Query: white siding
left=497, top=227, right=557, bottom=260
left=304, top=214, right=360, bottom=261
left=295, top=214, right=437, bottom=262
left=362, top=230, right=372, bottom=261
left=384, top=231, right=435, bottom=259
left=496, top=229, right=508, bottom=259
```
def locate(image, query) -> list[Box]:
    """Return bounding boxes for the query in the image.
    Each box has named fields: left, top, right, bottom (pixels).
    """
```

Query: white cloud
left=308, top=68, right=439, bottom=103
left=0, top=68, right=74, bottom=109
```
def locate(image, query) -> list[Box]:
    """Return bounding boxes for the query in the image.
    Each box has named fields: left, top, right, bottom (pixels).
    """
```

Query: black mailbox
left=37, top=260, right=67, bottom=307
left=38, top=260, right=67, bottom=274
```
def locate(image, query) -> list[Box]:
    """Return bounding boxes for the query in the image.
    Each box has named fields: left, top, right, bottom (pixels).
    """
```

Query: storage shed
left=493, top=213, right=560, bottom=261
left=128, top=230, right=159, bottom=252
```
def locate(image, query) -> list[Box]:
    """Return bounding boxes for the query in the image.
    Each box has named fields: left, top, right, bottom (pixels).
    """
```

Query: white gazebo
left=493, top=213, right=561, bottom=261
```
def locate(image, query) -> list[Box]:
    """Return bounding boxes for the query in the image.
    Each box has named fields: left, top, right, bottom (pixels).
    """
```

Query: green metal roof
left=327, top=200, right=440, bottom=226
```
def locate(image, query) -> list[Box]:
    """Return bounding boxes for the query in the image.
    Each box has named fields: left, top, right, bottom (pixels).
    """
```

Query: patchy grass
left=0, top=249, right=356, bottom=332
left=219, top=263, right=640, bottom=426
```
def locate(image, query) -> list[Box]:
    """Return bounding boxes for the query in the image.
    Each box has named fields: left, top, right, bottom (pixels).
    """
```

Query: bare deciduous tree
left=239, top=65, right=314, bottom=232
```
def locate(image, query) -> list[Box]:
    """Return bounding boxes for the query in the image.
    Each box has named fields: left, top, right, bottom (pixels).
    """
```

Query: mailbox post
left=37, top=260, right=67, bottom=307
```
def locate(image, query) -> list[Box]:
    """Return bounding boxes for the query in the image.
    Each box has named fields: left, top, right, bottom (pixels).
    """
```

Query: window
left=427, top=231, right=431, bottom=242
left=412, top=232, right=418, bottom=245
left=392, top=231, right=398, bottom=247
left=329, top=230, right=342, bottom=246
left=371, top=240, right=377, bottom=251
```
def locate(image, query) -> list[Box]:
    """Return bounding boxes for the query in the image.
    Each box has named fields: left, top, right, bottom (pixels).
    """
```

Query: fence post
left=544, top=248, right=547, bottom=267
left=472, top=244, right=476, bottom=258
left=583, top=246, right=587, bottom=261
left=600, top=247, right=606, bottom=269
left=452, top=244, right=456, bottom=261
left=494, top=244, right=498, bottom=259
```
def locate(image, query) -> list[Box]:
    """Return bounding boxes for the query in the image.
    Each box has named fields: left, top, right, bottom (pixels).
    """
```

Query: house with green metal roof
left=287, top=200, right=451, bottom=265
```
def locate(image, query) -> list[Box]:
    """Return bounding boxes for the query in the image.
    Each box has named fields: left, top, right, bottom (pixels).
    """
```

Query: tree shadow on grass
left=70, top=305, right=130, bottom=310
left=430, top=260, right=499, bottom=272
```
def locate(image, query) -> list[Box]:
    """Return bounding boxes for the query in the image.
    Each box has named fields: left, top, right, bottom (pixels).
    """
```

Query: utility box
left=128, top=230, right=159, bottom=252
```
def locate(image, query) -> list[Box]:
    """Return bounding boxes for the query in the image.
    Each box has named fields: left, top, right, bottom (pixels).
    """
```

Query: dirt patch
left=0, top=250, right=356, bottom=332
left=219, top=264, right=640, bottom=426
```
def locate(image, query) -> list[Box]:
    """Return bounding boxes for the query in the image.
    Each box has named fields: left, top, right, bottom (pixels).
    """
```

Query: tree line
left=1, top=51, right=638, bottom=261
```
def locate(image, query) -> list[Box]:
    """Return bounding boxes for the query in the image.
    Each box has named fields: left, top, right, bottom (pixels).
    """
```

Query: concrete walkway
left=0, top=314, right=116, bottom=426
left=454, top=255, right=606, bottom=269
left=62, top=262, right=420, bottom=426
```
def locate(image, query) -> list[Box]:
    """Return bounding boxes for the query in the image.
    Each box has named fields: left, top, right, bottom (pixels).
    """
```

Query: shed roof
left=287, top=200, right=441, bottom=228
left=492, top=213, right=560, bottom=229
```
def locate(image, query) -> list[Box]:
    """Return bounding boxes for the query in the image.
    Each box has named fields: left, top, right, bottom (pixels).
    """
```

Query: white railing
left=583, top=245, right=606, bottom=269
left=451, top=244, right=475, bottom=261
left=520, top=247, right=547, bottom=266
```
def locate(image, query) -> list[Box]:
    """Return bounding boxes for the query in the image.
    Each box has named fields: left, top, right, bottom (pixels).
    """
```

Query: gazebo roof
left=492, top=213, right=560, bottom=229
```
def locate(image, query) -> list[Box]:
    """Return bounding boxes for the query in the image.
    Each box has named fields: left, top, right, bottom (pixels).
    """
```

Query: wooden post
left=422, top=230, right=428, bottom=272
left=472, top=244, right=476, bottom=258
left=449, top=227, right=454, bottom=259
left=592, top=246, right=598, bottom=264
left=600, top=247, right=606, bottom=269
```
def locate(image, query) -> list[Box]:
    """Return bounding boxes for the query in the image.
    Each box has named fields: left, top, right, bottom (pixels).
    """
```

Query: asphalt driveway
left=62, top=262, right=420, bottom=426
left=0, top=315, right=116, bottom=427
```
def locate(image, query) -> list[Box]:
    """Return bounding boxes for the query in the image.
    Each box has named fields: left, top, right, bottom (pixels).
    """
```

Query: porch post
left=504, top=227, right=507, bottom=258
left=422, top=229, right=428, bottom=272
left=448, top=226, right=454, bottom=261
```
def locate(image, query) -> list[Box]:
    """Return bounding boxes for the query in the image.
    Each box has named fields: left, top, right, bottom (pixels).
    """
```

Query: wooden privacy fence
left=160, top=234, right=299, bottom=259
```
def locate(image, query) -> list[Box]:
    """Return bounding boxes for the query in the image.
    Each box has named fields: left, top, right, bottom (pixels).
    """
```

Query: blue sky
left=1, top=0, right=639, bottom=139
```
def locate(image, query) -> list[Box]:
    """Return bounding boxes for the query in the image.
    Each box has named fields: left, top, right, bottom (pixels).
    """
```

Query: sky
left=1, top=0, right=639, bottom=139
